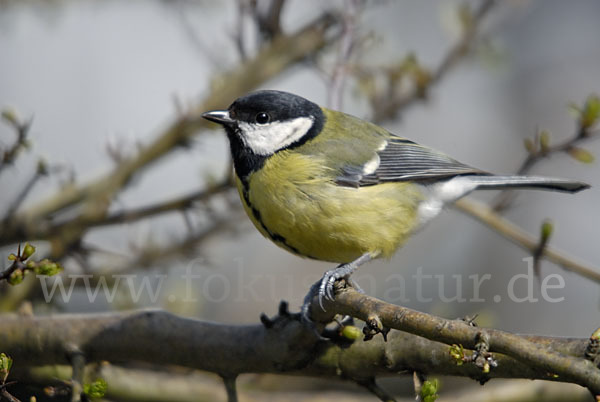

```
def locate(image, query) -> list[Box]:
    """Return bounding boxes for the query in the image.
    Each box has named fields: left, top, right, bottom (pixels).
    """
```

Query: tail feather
left=468, top=175, right=590, bottom=193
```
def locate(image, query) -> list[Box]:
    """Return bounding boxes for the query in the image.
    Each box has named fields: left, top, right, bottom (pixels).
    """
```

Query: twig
left=356, top=378, right=396, bottom=402
left=128, top=215, right=238, bottom=267
left=372, top=0, right=496, bottom=123
left=0, top=388, right=21, bottom=402
left=0, top=245, right=25, bottom=283
left=328, top=0, right=360, bottom=110
left=23, top=363, right=234, bottom=402
left=311, top=286, right=600, bottom=395
left=2, top=159, right=48, bottom=220
left=492, top=127, right=599, bottom=211
left=533, top=220, right=553, bottom=277
left=0, top=112, right=32, bottom=175
left=94, top=180, right=233, bottom=228
left=233, top=0, right=250, bottom=60
left=68, top=348, right=85, bottom=402
left=222, top=376, right=238, bottom=402
left=173, top=3, right=221, bottom=68
left=413, top=371, right=426, bottom=401
left=255, top=0, right=286, bottom=40
left=453, top=197, right=600, bottom=284
left=0, top=261, right=23, bottom=283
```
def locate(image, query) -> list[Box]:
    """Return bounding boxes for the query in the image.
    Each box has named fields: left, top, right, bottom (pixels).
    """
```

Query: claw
left=325, top=278, right=335, bottom=301
left=302, top=253, right=373, bottom=326
left=318, top=293, right=326, bottom=311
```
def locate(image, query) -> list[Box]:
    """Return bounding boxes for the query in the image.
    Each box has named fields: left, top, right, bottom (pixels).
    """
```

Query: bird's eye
left=255, top=112, right=270, bottom=125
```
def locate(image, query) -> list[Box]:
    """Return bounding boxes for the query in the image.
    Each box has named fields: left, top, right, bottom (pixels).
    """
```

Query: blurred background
left=1, top=0, right=599, bottom=400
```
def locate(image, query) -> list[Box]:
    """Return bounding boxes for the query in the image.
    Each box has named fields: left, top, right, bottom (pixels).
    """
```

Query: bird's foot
left=301, top=253, right=372, bottom=326
left=300, top=266, right=363, bottom=324
left=318, top=263, right=358, bottom=308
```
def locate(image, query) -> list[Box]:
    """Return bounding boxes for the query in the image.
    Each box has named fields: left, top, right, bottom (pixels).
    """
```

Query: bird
left=202, top=90, right=589, bottom=318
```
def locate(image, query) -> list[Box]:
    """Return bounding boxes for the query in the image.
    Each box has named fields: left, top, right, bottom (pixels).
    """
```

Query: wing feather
left=337, top=136, right=487, bottom=187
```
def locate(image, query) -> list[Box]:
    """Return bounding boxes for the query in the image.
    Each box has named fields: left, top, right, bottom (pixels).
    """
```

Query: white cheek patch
left=238, top=117, right=314, bottom=155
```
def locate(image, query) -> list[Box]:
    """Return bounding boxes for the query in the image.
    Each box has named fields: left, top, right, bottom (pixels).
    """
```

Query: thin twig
left=222, top=376, right=238, bottom=402
left=0, top=261, right=23, bottom=283
left=69, top=349, right=85, bottom=402
left=95, top=180, right=233, bottom=228
left=532, top=220, right=553, bottom=277
left=492, top=128, right=599, bottom=211
left=0, top=115, right=32, bottom=175
left=255, top=0, right=286, bottom=40
left=0, top=244, right=25, bottom=283
left=356, top=378, right=396, bottom=402
left=454, top=197, right=600, bottom=284
left=328, top=0, right=360, bottom=110
left=0, top=388, right=21, bottom=402
left=3, top=160, right=48, bottom=220
left=372, top=0, right=496, bottom=123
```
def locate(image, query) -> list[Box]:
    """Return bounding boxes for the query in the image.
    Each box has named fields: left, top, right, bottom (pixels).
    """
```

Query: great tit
left=202, top=90, right=589, bottom=314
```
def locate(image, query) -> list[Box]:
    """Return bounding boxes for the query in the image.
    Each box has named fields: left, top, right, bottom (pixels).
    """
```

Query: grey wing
left=337, top=136, right=487, bottom=187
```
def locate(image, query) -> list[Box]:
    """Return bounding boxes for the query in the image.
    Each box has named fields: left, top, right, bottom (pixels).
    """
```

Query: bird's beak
left=202, top=110, right=236, bottom=126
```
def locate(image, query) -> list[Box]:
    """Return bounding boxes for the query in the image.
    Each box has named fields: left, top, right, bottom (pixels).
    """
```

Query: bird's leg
left=301, top=253, right=372, bottom=323
left=319, top=254, right=373, bottom=303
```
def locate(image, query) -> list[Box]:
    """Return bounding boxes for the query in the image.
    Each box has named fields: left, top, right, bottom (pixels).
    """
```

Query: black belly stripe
left=241, top=186, right=304, bottom=256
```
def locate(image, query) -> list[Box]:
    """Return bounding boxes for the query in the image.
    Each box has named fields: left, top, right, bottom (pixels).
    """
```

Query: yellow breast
left=237, top=150, right=424, bottom=263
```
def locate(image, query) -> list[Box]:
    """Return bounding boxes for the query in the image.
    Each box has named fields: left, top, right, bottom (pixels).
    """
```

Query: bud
left=22, top=243, right=36, bottom=260
left=8, top=269, right=24, bottom=285
left=414, top=68, right=432, bottom=96
left=1, top=108, right=19, bottom=127
left=0, top=353, right=13, bottom=374
left=34, top=259, right=63, bottom=277
left=524, top=138, right=536, bottom=154
left=567, top=102, right=581, bottom=119
left=37, top=158, right=48, bottom=176
left=539, top=130, right=550, bottom=152
left=420, top=379, right=439, bottom=402
left=581, top=94, right=600, bottom=129
left=83, top=378, right=108, bottom=399
left=449, top=344, right=464, bottom=365
left=568, top=147, right=595, bottom=164
left=540, top=220, right=554, bottom=242
left=340, top=325, right=362, bottom=341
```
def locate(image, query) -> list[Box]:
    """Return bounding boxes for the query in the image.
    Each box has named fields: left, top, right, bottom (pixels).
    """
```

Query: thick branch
left=0, top=308, right=595, bottom=388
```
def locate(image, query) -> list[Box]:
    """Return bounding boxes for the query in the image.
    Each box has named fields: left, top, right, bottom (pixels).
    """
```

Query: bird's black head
left=202, top=90, right=324, bottom=180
